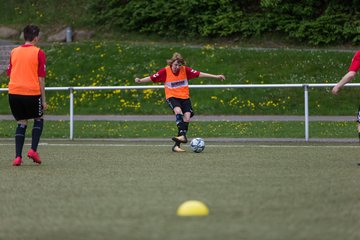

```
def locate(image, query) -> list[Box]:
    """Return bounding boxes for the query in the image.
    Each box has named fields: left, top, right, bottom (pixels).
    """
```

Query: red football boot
left=13, top=156, right=22, bottom=166
left=27, top=149, right=41, bottom=164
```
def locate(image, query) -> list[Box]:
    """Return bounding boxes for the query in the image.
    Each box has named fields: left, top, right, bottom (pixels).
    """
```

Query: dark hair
left=23, top=25, right=40, bottom=41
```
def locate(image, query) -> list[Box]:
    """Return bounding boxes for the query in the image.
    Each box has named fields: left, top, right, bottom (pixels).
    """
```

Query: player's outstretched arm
left=199, top=72, right=225, bottom=81
left=135, top=76, right=151, bottom=83
left=332, top=71, right=356, bottom=95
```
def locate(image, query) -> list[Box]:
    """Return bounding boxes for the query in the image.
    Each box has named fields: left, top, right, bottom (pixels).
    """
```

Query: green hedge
left=90, top=0, right=360, bottom=45
left=2, top=0, right=360, bottom=45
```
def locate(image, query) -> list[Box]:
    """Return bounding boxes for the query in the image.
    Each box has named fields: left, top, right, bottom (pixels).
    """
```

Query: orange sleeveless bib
left=9, top=45, right=41, bottom=95
left=164, top=66, right=189, bottom=99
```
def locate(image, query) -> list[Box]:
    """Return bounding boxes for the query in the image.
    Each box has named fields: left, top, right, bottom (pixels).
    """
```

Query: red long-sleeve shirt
left=349, top=50, right=360, bottom=72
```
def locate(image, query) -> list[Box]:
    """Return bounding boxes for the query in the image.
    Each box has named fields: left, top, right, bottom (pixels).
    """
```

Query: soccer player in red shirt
left=135, top=52, right=225, bottom=152
left=7, top=25, right=47, bottom=166
left=332, top=50, right=360, bottom=140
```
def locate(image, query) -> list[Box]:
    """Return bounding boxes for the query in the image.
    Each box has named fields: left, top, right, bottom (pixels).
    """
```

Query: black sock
left=175, top=114, right=183, bottom=125
left=31, top=119, right=44, bottom=151
left=177, top=122, right=187, bottom=136
left=184, top=122, right=189, bottom=132
left=358, top=132, right=360, bottom=142
left=175, top=113, right=187, bottom=136
left=15, top=124, right=27, bottom=157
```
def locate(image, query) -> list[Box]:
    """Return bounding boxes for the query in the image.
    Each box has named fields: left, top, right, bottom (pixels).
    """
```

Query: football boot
left=27, top=149, right=42, bottom=164
left=13, top=156, right=22, bottom=166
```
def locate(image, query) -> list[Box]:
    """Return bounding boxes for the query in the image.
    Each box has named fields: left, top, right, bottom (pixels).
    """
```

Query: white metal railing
left=1, top=83, right=360, bottom=141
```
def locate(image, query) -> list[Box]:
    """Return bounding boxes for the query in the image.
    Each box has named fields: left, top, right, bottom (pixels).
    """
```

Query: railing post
left=69, top=87, right=74, bottom=140
left=304, top=84, right=309, bottom=142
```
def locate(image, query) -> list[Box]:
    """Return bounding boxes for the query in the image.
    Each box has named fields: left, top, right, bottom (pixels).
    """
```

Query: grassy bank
left=0, top=0, right=92, bottom=27
left=1, top=42, right=359, bottom=116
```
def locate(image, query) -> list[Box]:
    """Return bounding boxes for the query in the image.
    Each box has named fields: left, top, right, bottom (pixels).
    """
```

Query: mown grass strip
left=0, top=120, right=357, bottom=139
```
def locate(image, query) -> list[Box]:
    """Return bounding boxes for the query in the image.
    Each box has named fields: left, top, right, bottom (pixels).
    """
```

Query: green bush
left=89, top=0, right=360, bottom=45
left=90, top=0, right=244, bottom=38
left=2, top=0, right=360, bottom=45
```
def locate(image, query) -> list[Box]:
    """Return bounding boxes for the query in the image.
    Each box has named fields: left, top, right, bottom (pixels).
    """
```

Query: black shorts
left=166, top=97, right=194, bottom=117
left=9, top=94, right=43, bottom=121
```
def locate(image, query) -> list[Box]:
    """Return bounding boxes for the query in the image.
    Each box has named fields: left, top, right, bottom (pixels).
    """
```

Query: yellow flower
left=204, top=44, right=214, bottom=50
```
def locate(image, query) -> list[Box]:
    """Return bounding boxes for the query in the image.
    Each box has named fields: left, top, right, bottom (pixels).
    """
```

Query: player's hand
left=331, top=86, right=340, bottom=95
left=135, top=78, right=141, bottom=83
left=42, top=102, right=48, bottom=110
left=218, top=75, right=225, bottom=81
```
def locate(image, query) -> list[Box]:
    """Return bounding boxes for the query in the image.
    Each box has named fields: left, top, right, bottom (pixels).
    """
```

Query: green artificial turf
left=0, top=141, right=359, bottom=240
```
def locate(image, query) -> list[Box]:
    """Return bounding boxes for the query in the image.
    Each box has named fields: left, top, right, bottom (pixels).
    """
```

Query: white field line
left=0, top=142, right=358, bottom=149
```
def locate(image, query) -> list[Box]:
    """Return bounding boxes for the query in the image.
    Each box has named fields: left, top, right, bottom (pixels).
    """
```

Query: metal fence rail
left=1, top=83, right=360, bottom=141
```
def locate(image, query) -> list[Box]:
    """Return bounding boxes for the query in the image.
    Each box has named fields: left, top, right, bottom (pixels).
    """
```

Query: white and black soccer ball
left=190, top=138, right=205, bottom=153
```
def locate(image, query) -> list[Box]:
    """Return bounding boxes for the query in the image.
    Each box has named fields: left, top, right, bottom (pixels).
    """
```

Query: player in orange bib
left=135, top=52, right=225, bottom=152
left=7, top=25, right=47, bottom=166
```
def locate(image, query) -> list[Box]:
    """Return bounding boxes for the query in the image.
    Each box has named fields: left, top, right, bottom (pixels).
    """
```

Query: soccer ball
left=190, top=138, right=205, bottom=153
